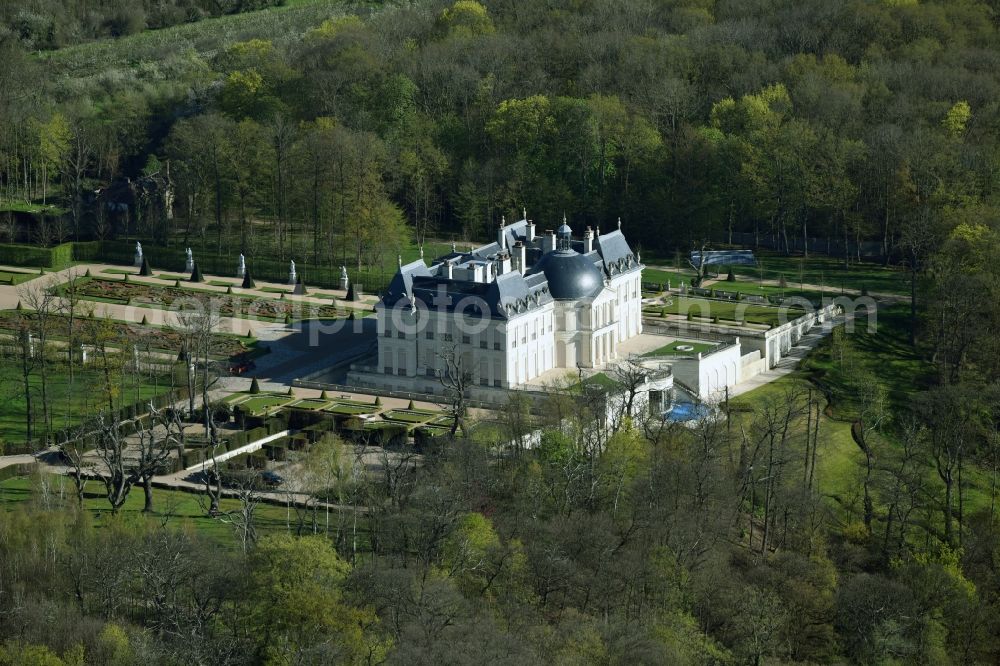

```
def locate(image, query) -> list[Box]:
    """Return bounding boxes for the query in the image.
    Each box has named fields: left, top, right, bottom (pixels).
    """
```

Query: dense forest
left=2, top=0, right=1000, bottom=263
left=0, top=0, right=999, bottom=663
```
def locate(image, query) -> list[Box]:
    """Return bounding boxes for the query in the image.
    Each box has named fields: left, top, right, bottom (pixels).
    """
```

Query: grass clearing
left=0, top=271, right=38, bottom=286
left=643, top=252, right=909, bottom=295
left=0, top=476, right=293, bottom=542
left=238, top=394, right=293, bottom=415
left=657, top=296, right=804, bottom=327
left=643, top=340, right=718, bottom=357
left=381, top=409, right=437, bottom=424
left=736, top=253, right=909, bottom=295
left=287, top=398, right=333, bottom=410
left=0, top=364, right=176, bottom=446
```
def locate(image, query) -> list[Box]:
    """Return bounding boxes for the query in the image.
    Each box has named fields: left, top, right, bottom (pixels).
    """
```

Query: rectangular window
left=493, top=379, right=501, bottom=387
left=396, top=331, right=405, bottom=339
left=494, top=342, right=501, bottom=350
left=480, top=378, right=488, bottom=386
left=443, top=333, right=453, bottom=342
left=480, top=340, right=487, bottom=349
left=426, top=331, right=434, bottom=340
left=426, top=367, right=436, bottom=377
left=396, top=368, right=406, bottom=376
left=462, top=335, right=471, bottom=344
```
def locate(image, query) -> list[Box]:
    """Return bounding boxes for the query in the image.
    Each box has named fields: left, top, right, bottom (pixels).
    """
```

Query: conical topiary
left=346, top=282, right=357, bottom=302
left=374, top=396, right=382, bottom=406
left=249, top=377, right=261, bottom=394
left=226, top=285, right=233, bottom=294
left=407, top=399, right=415, bottom=410
left=292, top=274, right=306, bottom=295
left=15, top=300, right=22, bottom=311
left=241, top=269, right=255, bottom=289
left=84, top=268, right=91, bottom=277
left=190, top=262, right=203, bottom=283
left=141, top=314, right=148, bottom=325
left=287, top=386, right=295, bottom=397
left=123, top=273, right=130, bottom=282
left=174, top=280, right=181, bottom=287
left=139, top=256, right=153, bottom=276
left=320, top=390, right=329, bottom=399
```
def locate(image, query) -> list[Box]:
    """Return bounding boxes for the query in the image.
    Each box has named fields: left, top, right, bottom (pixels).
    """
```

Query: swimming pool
left=663, top=389, right=713, bottom=422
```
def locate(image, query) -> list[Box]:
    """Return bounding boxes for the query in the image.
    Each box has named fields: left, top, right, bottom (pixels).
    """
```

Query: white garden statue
left=134, top=241, right=143, bottom=267
left=185, top=247, right=194, bottom=273
left=289, top=259, right=297, bottom=284
left=238, top=253, right=246, bottom=278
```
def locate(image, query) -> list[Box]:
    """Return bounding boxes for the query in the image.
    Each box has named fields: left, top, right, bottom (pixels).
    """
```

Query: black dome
left=529, top=250, right=604, bottom=300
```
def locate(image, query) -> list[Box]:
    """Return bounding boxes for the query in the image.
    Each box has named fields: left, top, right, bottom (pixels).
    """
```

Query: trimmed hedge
left=0, top=242, right=74, bottom=269
left=0, top=463, right=36, bottom=482
left=73, top=241, right=390, bottom=294
left=0, top=240, right=390, bottom=294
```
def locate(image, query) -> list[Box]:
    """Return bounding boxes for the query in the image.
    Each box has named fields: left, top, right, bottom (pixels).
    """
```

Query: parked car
left=229, top=359, right=256, bottom=375
left=260, top=470, right=283, bottom=487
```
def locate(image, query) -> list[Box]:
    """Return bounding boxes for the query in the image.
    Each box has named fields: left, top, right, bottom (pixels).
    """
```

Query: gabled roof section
left=595, top=229, right=642, bottom=278
left=389, top=269, right=552, bottom=320
left=381, top=260, right=434, bottom=308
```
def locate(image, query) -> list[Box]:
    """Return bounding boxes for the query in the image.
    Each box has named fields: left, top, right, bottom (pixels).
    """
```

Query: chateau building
left=359, top=216, right=644, bottom=394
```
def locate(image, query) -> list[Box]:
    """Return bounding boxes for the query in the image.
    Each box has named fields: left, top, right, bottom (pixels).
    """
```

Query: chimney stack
left=499, top=250, right=511, bottom=276
left=542, top=230, right=556, bottom=253
left=498, top=216, right=507, bottom=249
left=527, top=219, right=535, bottom=241
left=514, top=241, right=527, bottom=274
left=584, top=226, right=594, bottom=253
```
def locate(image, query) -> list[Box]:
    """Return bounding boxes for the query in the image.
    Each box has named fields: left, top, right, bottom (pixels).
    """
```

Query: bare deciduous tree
left=437, top=344, right=473, bottom=438
left=91, top=404, right=184, bottom=514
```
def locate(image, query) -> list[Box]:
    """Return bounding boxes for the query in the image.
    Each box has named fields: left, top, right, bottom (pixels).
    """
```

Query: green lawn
left=643, top=252, right=909, bottom=296
left=736, top=253, right=909, bottom=295
left=0, top=197, right=68, bottom=215
left=381, top=409, right=437, bottom=424
left=802, top=303, right=932, bottom=417
left=287, top=398, right=333, bottom=411
left=658, top=296, right=805, bottom=327
left=730, top=373, right=860, bottom=506
left=733, top=303, right=999, bottom=536
left=642, top=267, right=697, bottom=286
left=643, top=340, right=718, bottom=357
left=0, top=476, right=295, bottom=542
left=238, top=394, right=293, bottom=416
left=0, top=364, right=177, bottom=447
left=0, top=270, right=38, bottom=286
left=324, top=403, right=378, bottom=416
left=701, top=279, right=828, bottom=302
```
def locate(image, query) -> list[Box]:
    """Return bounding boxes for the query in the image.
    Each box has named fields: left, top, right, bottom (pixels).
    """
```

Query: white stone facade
left=356, top=218, right=644, bottom=393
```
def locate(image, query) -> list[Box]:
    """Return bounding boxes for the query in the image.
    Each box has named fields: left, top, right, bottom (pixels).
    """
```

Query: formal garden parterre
left=57, top=275, right=348, bottom=321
